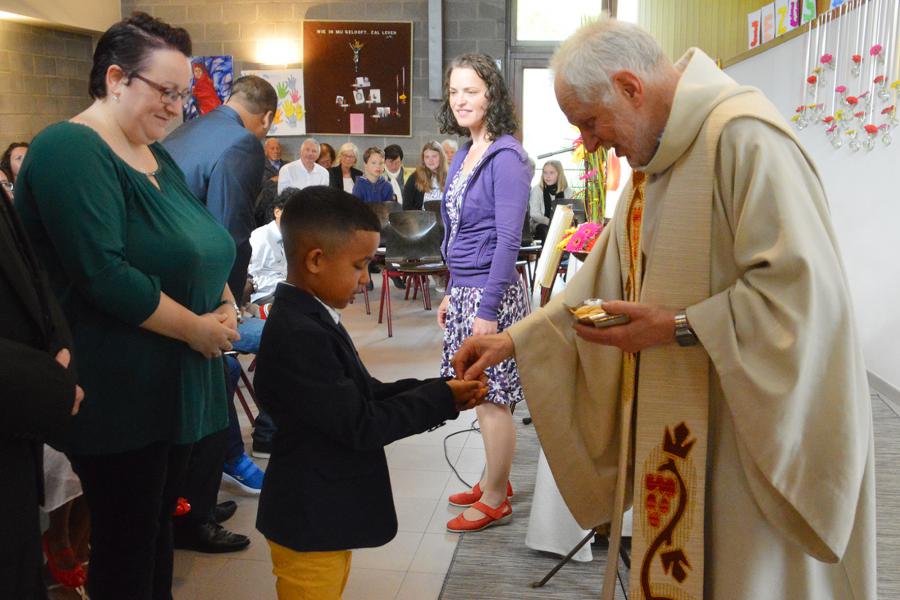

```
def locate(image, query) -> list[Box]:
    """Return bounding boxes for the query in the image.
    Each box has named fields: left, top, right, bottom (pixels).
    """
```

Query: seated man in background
left=262, top=138, right=284, bottom=184
left=383, top=144, right=405, bottom=204
left=277, top=137, right=329, bottom=194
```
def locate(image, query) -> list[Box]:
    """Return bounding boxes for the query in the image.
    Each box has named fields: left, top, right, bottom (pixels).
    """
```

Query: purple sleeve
left=476, top=150, right=530, bottom=321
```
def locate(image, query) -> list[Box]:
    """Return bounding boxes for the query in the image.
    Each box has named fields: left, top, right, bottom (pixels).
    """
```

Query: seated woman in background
left=352, top=146, right=394, bottom=203
left=402, top=140, right=448, bottom=210
left=528, top=160, right=571, bottom=242
left=1, top=141, right=28, bottom=184
left=316, top=142, right=336, bottom=169
left=328, top=142, right=362, bottom=193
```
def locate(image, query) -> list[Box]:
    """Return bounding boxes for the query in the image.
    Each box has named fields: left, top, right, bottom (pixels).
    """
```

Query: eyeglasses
left=1, top=181, right=13, bottom=192
left=130, top=73, right=192, bottom=106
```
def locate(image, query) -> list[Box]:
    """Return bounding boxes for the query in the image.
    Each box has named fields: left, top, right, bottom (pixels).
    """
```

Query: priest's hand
left=452, top=332, right=515, bottom=381
left=573, top=301, right=677, bottom=353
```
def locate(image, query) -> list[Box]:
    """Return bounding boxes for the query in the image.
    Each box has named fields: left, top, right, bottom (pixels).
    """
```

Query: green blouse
left=16, top=122, right=235, bottom=455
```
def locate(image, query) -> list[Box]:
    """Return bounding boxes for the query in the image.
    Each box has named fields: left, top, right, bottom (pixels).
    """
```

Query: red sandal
left=42, top=533, right=87, bottom=589
left=446, top=499, right=513, bottom=533
left=447, top=481, right=514, bottom=507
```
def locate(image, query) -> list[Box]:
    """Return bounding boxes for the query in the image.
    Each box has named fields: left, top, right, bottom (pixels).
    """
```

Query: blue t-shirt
left=352, top=176, right=394, bottom=203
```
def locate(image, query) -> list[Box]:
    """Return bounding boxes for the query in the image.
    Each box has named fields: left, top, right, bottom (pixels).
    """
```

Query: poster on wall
left=242, top=69, right=306, bottom=136
left=183, top=56, right=233, bottom=122
left=761, top=3, right=776, bottom=43
left=748, top=10, right=762, bottom=50
left=303, top=20, right=412, bottom=136
left=775, top=0, right=798, bottom=36
left=801, top=0, right=817, bottom=24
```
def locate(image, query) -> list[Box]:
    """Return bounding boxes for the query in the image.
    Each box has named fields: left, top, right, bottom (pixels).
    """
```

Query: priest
left=452, top=18, right=875, bottom=600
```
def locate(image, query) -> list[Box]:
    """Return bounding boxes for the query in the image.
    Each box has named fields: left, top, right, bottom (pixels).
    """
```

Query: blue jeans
left=225, top=318, right=276, bottom=461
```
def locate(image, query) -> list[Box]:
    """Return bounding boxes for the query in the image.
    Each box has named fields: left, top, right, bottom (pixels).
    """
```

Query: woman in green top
left=15, top=13, right=238, bottom=600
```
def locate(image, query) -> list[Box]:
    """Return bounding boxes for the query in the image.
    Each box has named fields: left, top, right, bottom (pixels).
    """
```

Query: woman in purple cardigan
left=436, top=54, right=531, bottom=532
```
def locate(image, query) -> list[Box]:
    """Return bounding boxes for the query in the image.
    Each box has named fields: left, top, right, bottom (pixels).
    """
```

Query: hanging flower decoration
left=835, top=85, right=847, bottom=94
left=820, top=53, right=833, bottom=66
left=864, top=124, right=879, bottom=135
left=854, top=111, right=866, bottom=119
left=846, top=95, right=859, bottom=106
left=852, top=54, right=862, bottom=64
left=870, top=44, right=883, bottom=57
left=807, top=75, right=818, bottom=85
left=826, top=124, right=838, bottom=134
left=892, top=81, right=900, bottom=91
left=835, top=109, right=845, bottom=121
left=823, top=115, right=835, bottom=124
left=882, top=105, right=896, bottom=115
left=875, top=75, right=886, bottom=85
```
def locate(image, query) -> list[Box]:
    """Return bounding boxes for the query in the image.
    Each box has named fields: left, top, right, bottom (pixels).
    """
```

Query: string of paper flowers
left=792, top=0, right=900, bottom=151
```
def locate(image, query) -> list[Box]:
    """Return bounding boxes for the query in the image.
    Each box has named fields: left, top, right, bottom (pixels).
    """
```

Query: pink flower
left=854, top=111, right=866, bottom=118
left=870, top=44, right=883, bottom=57
left=580, top=168, right=599, bottom=181
left=835, top=85, right=847, bottom=94
left=874, top=75, right=885, bottom=85
left=826, top=125, right=837, bottom=134
left=796, top=105, right=807, bottom=113
left=820, top=53, right=833, bottom=64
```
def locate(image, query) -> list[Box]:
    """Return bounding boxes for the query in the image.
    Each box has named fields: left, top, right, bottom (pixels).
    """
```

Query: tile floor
left=172, top=280, right=480, bottom=600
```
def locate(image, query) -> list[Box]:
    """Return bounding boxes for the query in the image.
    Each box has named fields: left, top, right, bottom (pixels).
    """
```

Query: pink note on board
left=350, top=113, right=365, bottom=134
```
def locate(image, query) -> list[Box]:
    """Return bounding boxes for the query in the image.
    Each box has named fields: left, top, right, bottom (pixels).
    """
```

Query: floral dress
left=440, top=159, right=529, bottom=406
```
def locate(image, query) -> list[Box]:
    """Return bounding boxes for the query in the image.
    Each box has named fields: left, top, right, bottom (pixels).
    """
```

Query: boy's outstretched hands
left=446, top=377, right=489, bottom=411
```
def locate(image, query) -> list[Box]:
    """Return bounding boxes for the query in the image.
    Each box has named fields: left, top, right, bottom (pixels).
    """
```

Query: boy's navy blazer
left=254, top=283, right=458, bottom=552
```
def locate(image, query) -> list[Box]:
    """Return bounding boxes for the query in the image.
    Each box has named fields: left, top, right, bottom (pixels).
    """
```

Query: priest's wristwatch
left=674, top=309, right=698, bottom=347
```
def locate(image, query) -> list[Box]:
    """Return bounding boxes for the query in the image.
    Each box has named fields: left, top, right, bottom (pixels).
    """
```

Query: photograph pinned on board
left=353, top=89, right=365, bottom=104
left=184, top=56, right=233, bottom=121
left=369, top=89, right=381, bottom=104
left=336, top=95, right=344, bottom=105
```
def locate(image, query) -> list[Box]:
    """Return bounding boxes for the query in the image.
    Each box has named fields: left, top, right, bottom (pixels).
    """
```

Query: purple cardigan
left=441, top=134, right=530, bottom=321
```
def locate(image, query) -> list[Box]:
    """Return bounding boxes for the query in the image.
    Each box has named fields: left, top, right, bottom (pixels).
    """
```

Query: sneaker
left=222, top=453, right=264, bottom=495
left=251, top=440, right=272, bottom=459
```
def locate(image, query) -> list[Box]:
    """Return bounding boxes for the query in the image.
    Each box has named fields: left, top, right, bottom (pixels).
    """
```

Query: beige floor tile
left=172, top=553, right=227, bottom=587
left=391, top=426, right=469, bottom=448
left=408, top=532, right=460, bottom=574
left=396, top=571, right=446, bottom=600
left=395, top=497, right=439, bottom=533
left=387, top=443, right=463, bottom=471
left=453, top=447, right=487, bottom=474
left=389, top=469, right=451, bottom=499
left=204, top=557, right=277, bottom=600
left=343, top=567, right=406, bottom=600
left=352, top=531, right=423, bottom=572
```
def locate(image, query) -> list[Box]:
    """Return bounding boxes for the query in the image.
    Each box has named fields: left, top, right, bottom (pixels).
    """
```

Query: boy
left=254, top=186, right=485, bottom=599
left=350, top=147, right=394, bottom=203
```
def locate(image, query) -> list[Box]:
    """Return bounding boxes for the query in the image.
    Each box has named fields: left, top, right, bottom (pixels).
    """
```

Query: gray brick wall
left=122, top=0, right=508, bottom=164
left=0, top=22, right=93, bottom=150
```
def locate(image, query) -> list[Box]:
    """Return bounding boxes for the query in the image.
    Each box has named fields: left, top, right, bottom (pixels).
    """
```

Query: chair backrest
left=369, top=200, right=403, bottom=230
left=383, top=210, right=444, bottom=264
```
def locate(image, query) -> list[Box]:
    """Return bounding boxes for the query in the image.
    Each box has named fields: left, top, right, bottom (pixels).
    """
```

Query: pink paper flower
left=835, top=85, right=847, bottom=94
left=874, top=75, right=886, bottom=85
left=820, top=53, right=833, bottom=64
left=870, top=44, right=883, bottom=57
left=826, top=125, right=838, bottom=134
left=795, top=105, right=807, bottom=113
left=580, top=168, right=599, bottom=181
left=854, top=111, right=866, bottom=118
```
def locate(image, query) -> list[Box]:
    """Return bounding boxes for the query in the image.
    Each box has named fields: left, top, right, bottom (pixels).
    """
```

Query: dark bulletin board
left=303, top=20, right=413, bottom=137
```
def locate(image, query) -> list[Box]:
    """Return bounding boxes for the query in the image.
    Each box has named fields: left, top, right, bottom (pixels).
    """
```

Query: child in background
left=351, top=147, right=394, bottom=203
left=254, top=186, right=485, bottom=599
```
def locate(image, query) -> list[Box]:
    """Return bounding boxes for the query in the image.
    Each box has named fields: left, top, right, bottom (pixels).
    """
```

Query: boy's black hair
left=280, top=186, right=381, bottom=266
left=384, top=144, right=403, bottom=161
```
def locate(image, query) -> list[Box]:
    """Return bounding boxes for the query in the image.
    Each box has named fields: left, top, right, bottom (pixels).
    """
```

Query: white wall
left=0, top=0, right=119, bottom=33
left=724, top=15, right=900, bottom=392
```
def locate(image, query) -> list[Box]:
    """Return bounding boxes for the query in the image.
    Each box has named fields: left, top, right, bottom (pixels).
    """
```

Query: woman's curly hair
left=436, top=53, right=519, bottom=140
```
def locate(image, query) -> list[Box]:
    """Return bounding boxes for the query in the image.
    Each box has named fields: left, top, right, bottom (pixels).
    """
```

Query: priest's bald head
left=552, top=19, right=682, bottom=168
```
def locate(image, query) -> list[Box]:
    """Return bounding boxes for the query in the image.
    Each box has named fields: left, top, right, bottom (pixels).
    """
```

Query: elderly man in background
left=441, top=138, right=458, bottom=165
left=453, top=19, right=875, bottom=600
left=262, top=138, right=284, bottom=183
left=277, top=137, right=329, bottom=194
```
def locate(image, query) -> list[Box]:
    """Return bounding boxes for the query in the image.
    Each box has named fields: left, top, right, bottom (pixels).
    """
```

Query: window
left=515, top=0, right=606, bottom=42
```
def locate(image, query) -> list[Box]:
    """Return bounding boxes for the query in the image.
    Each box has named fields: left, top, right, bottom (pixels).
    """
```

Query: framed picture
left=242, top=69, right=306, bottom=136
left=303, top=20, right=412, bottom=136
left=184, top=56, right=233, bottom=121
